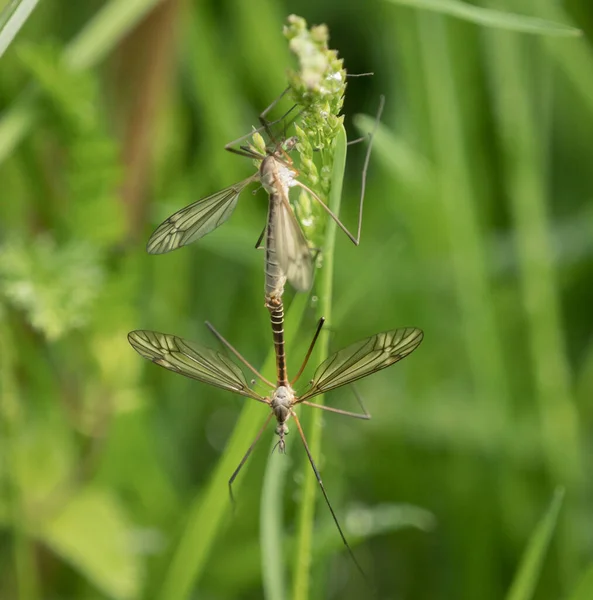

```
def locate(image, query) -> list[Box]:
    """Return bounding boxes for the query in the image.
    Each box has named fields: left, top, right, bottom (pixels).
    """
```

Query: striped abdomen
left=267, top=296, right=288, bottom=386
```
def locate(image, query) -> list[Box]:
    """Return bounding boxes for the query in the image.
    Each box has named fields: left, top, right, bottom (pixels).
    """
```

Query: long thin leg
left=347, top=136, right=366, bottom=146
left=228, top=413, right=274, bottom=506
left=260, top=103, right=301, bottom=146
left=356, top=94, right=385, bottom=240
left=224, top=88, right=294, bottom=152
left=295, top=179, right=360, bottom=243
left=254, top=223, right=266, bottom=250
left=298, top=400, right=371, bottom=420
left=291, top=318, right=325, bottom=386
left=258, top=88, right=310, bottom=151
left=205, top=321, right=275, bottom=388
left=224, top=145, right=266, bottom=160
left=259, top=87, right=296, bottom=136
left=259, top=86, right=291, bottom=122
left=275, top=106, right=306, bottom=151
left=310, top=247, right=321, bottom=262
left=224, top=116, right=284, bottom=152
left=294, top=94, right=386, bottom=246
left=291, top=410, right=368, bottom=582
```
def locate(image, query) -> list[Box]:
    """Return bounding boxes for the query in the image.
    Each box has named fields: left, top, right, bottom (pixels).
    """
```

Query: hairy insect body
left=270, top=384, right=295, bottom=451
left=259, top=156, right=297, bottom=196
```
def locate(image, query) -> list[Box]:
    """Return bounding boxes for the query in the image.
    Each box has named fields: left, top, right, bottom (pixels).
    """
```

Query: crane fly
left=146, top=93, right=385, bottom=293
left=127, top=321, right=423, bottom=575
left=147, top=129, right=315, bottom=292
left=255, top=134, right=313, bottom=302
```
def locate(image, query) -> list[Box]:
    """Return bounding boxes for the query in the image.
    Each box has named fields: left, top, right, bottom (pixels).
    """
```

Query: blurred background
left=1, top=1, right=592, bottom=599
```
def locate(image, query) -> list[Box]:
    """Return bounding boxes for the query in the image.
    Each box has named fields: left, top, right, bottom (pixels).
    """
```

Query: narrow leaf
left=260, top=447, right=289, bottom=600
left=0, top=0, right=40, bottom=58
left=385, top=0, right=581, bottom=37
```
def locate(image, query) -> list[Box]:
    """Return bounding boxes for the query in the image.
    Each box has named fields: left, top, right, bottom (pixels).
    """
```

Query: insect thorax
left=271, top=385, right=294, bottom=424
left=259, top=156, right=296, bottom=195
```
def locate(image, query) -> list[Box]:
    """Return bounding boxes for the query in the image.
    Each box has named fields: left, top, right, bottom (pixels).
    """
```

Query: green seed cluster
left=283, top=15, right=347, bottom=251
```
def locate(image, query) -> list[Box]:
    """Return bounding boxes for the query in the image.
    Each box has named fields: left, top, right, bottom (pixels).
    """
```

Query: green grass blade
left=567, top=563, right=593, bottom=600
left=157, top=291, right=310, bottom=600
left=505, top=488, right=565, bottom=600
left=292, top=124, right=347, bottom=600
left=260, top=441, right=289, bottom=600
left=521, top=4, right=593, bottom=122
left=0, top=0, right=40, bottom=58
left=385, top=0, right=581, bottom=36
left=418, top=12, right=512, bottom=443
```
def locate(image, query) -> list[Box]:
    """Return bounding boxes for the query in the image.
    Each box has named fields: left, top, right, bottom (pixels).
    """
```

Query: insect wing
left=128, top=330, right=263, bottom=401
left=147, top=176, right=257, bottom=254
left=298, top=328, right=423, bottom=401
left=274, top=192, right=314, bottom=292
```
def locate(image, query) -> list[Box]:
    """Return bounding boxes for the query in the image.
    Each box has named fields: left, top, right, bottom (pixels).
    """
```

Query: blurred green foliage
left=0, top=1, right=592, bottom=599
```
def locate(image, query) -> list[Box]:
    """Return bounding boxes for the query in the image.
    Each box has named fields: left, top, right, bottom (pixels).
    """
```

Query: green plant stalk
left=417, top=15, right=511, bottom=436
left=292, top=125, right=347, bottom=600
left=0, top=0, right=162, bottom=164
left=260, top=436, right=290, bottom=600
left=505, top=488, right=564, bottom=600
left=0, top=318, right=40, bottom=600
left=157, top=291, right=311, bottom=600
left=486, top=21, right=584, bottom=577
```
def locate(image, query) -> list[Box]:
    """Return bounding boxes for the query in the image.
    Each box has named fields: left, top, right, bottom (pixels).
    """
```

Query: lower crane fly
left=127, top=322, right=423, bottom=574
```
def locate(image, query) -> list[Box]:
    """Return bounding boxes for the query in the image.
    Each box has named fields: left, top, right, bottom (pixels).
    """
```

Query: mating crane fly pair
left=128, top=93, right=423, bottom=577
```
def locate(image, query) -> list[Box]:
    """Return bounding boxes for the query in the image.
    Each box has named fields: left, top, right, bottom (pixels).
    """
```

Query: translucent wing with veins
left=273, top=192, right=314, bottom=292
left=297, top=328, right=423, bottom=401
left=146, top=176, right=258, bottom=254
left=128, top=330, right=265, bottom=402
